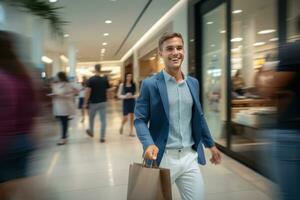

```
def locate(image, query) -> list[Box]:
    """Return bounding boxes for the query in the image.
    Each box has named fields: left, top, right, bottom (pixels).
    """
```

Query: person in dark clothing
left=84, top=64, right=110, bottom=142
left=117, top=73, right=137, bottom=137
left=274, top=16, right=300, bottom=200
left=257, top=15, right=300, bottom=200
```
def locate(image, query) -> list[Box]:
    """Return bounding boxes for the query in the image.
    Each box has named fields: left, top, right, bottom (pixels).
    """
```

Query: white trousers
left=160, top=148, right=204, bottom=200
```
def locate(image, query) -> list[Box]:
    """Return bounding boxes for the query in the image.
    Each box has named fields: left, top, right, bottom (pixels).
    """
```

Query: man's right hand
left=144, top=145, right=159, bottom=160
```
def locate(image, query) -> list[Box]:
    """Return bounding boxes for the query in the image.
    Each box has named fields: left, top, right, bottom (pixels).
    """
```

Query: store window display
left=230, top=0, right=278, bottom=172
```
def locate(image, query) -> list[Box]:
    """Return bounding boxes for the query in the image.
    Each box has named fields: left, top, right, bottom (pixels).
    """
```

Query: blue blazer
left=134, top=71, right=215, bottom=166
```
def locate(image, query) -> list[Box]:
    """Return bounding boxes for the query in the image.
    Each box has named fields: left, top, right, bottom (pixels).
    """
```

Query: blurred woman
left=118, top=73, right=136, bottom=136
left=0, top=31, right=37, bottom=197
left=49, top=72, right=75, bottom=145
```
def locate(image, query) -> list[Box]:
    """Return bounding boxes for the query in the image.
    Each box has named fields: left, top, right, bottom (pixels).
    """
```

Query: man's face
left=159, top=37, right=184, bottom=71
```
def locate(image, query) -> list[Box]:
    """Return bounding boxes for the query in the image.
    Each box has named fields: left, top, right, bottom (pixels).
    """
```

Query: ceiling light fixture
left=105, top=20, right=112, bottom=24
left=103, top=33, right=109, bottom=36
left=258, top=29, right=276, bottom=34
left=49, top=0, right=58, bottom=2
left=41, top=56, right=53, bottom=64
left=253, top=42, right=266, bottom=46
left=231, top=37, right=243, bottom=42
left=102, top=42, right=107, bottom=46
left=206, top=21, right=213, bottom=25
left=220, top=30, right=226, bottom=34
left=269, top=37, right=278, bottom=41
left=232, top=10, right=242, bottom=14
left=231, top=48, right=240, bottom=52
left=64, top=34, right=69, bottom=38
left=60, top=55, right=68, bottom=62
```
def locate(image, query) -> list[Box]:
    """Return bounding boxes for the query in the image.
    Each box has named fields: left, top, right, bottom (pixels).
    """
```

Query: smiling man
left=134, top=32, right=221, bottom=200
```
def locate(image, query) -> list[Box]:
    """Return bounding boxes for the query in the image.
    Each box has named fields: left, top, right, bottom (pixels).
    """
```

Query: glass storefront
left=287, top=0, right=300, bottom=42
left=201, top=3, right=227, bottom=147
left=191, top=0, right=299, bottom=177
left=230, top=0, right=278, bottom=175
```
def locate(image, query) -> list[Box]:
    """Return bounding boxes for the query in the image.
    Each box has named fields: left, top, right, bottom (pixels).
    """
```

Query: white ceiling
left=45, top=0, right=178, bottom=62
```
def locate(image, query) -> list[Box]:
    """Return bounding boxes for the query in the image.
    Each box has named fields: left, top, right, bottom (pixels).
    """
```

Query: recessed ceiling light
left=231, top=48, right=240, bottom=52
left=64, top=34, right=69, bottom=38
left=269, top=37, right=278, bottom=41
left=105, top=20, right=112, bottom=24
left=41, top=56, right=53, bottom=64
left=49, top=0, right=58, bottom=2
left=206, top=21, right=213, bottom=25
left=232, top=10, right=242, bottom=14
left=101, top=49, right=106, bottom=53
left=210, top=44, right=215, bottom=47
left=102, top=42, right=107, bottom=46
left=258, top=29, right=276, bottom=34
left=103, top=33, right=109, bottom=36
left=220, top=30, right=226, bottom=34
left=253, top=42, right=266, bottom=46
left=231, top=37, right=243, bottom=42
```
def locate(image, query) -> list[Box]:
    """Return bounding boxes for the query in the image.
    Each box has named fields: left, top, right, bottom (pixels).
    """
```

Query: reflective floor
left=28, top=100, right=276, bottom=200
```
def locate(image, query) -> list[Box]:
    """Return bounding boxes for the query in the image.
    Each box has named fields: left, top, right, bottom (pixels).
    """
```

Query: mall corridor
left=27, top=100, right=276, bottom=200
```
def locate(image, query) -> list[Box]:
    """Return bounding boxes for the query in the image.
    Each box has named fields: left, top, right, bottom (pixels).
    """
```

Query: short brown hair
left=95, top=64, right=101, bottom=72
left=158, top=32, right=184, bottom=51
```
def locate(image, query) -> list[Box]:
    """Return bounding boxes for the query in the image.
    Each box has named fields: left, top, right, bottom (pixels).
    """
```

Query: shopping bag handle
left=142, top=159, right=158, bottom=168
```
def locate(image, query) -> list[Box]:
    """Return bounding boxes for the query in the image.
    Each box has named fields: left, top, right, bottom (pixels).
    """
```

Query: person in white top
left=49, top=72, right=75, bottom=145
left=77, top=76, right=87, bottom=122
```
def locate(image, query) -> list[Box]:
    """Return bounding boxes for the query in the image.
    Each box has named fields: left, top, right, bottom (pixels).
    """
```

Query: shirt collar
left=163, top=69, right=186, bottom=83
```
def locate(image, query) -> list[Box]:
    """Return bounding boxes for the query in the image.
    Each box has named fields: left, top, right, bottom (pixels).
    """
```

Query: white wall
left=172, top=1, right=189, bottom=74
left=122, top=0, right=189, bottom=75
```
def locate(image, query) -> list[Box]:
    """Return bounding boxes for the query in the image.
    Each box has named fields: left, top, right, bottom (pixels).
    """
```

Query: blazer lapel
left=186, top=76, right=202, bottom=113
left=156, top=72, right=169, bottom=121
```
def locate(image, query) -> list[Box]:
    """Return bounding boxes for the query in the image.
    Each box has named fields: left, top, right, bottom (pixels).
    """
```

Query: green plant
left=0, top=0, right=67, bottom=38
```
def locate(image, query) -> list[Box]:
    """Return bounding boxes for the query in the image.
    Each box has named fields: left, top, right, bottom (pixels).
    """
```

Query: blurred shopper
left=78, top=76, right=87, bottom=123
left=84, top=64, right=110, bottom=143
left=275, top=17, right=300, bottom=200
left=0, top=31, right=37, bottom=198
left=118, top=73, right=137, bottom=137
left=134, top=32, right=221, bottom=200
left=232, top=69, right=245, bottom=96
left=256, top=16, right=300, bottom=200
left=49, top=72, right=75, bottom=145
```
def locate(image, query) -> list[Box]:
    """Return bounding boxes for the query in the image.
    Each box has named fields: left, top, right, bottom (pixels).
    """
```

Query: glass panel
left=230, top=0, right=278, bottom=176
left=202, top=4, right=227, bottom=147
left=287, top=0, right=300, bottom=42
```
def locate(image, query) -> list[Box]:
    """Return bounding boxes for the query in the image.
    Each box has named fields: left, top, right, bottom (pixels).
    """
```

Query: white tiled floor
left=28, top=100, right=277, bottom=200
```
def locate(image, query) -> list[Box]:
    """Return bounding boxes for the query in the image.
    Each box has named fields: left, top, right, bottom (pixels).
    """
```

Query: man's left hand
left=209, top=146, right=221, bottom=165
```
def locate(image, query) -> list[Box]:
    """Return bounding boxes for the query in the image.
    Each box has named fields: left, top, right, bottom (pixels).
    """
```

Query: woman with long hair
left=49, top=71, right=75, bottom=145
left=118, top=73, right=136, bottom=136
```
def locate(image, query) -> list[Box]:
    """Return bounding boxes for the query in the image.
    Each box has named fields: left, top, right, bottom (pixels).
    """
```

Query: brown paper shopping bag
left=127, top=162, right=172, bottom=200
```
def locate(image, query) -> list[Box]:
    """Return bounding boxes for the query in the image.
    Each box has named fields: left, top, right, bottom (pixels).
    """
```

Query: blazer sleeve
left=134, top=80, right=154, bottom=150
left=195, top=79, right=215, bottom=148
